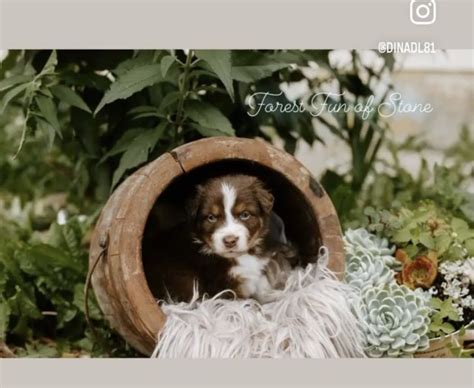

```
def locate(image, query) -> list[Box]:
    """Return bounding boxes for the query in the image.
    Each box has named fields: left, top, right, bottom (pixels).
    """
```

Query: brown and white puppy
left=189, top=174, right=294, bottom=303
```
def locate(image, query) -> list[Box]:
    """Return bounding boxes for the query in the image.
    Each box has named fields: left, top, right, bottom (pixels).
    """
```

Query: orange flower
left=395, top=249, right=410, bottom=265
left=401, top=251, right=438, bottom=289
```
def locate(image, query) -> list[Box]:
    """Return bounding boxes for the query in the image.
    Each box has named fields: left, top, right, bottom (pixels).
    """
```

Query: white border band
left=0, top=0, right=473, bottom=49
left=1, top=359, right=473, bottom=388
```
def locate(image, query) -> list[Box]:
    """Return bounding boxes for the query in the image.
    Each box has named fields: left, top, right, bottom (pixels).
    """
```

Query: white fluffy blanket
left=151, top=248, right=366, bottom=358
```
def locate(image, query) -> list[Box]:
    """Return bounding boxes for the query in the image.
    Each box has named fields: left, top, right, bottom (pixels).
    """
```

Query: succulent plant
left=344, top=228, right=401, bottom=270
left=398, top=250, right=438, bottom=289
left=361, top=283, right=430, bottom=357
left=345, top=249, right=395, bottom=291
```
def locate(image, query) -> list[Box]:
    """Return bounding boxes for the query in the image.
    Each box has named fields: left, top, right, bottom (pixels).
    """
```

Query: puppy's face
left=189, top=175, right=274, bottom=258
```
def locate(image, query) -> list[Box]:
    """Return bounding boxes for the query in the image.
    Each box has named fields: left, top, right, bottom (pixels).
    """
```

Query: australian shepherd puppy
left=187, top=174, right=296, bottom=303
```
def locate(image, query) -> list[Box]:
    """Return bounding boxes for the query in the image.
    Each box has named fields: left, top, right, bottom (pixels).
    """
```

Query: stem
left=12, top=82, right=37, bottom=160
left=174, top=50, right=194, bottom=142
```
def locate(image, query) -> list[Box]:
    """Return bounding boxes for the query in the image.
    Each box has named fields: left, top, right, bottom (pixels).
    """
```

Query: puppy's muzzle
left=223, top=235, right=239, bottom=249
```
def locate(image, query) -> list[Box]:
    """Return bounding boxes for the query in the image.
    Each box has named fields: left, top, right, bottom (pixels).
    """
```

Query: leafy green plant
left=0, top=205, right=135, bottom=357
left=445, top=125, right=474, bottom=171
left=0, top=50, right=330, bottom=196
left=336, top=123, right=474, bottom=228
left=314, top=50, right=395, bottom=214
left=361, top=133, right=474, bottom=224
left=363, top=202, right=474, bottom=261
left=428, top=297, right=461, bottom=338
left=1, top=50, right=396, bottom=198
left=447, top=326, right=474, bottom=357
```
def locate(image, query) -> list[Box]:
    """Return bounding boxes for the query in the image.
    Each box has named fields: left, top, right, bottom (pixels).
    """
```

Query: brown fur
left=189, top=175, right=273, bottom=256
left=144, top=223, right=241, bottom=300
left=146, top=174, right=296, bottom=302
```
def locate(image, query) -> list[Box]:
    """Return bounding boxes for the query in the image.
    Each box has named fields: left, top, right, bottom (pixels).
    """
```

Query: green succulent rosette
left=345, top=249, right=395, bottom=291
left=344, top=228, right=401, bottom=270
left=361, top=283, right=430, bottom=357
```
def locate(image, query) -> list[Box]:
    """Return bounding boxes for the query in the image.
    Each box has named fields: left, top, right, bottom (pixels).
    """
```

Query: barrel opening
left=142, top=159, right=321, bottom=300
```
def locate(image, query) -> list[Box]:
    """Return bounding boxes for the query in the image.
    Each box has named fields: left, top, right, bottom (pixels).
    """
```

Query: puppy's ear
left=186, top=184, right=204, bottom=221
left=254, top=181, right=274, bottom=214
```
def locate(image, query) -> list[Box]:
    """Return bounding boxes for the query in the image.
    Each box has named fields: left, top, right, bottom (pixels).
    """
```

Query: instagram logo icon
left=410, top=0, right=437, bottom=25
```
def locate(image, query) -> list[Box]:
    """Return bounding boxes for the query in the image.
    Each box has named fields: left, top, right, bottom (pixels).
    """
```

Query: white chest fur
left=229, top=254, right=278, bottom=304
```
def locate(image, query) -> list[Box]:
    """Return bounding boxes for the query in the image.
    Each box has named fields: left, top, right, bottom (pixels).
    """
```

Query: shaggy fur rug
left=151, top=248, right=366, bottom=358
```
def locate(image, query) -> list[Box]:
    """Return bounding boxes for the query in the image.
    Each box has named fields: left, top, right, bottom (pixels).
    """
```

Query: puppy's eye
left=239, top=211, right=251, bottom=221
left=207, top=214, right=217, bottom=223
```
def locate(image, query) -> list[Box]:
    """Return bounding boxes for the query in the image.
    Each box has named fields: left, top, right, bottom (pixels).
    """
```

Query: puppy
left=189, top=174, right=296, bottom=304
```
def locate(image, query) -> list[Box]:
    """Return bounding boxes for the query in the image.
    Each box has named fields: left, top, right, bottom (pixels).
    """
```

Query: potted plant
left=344, top=217, right=474, bottom=358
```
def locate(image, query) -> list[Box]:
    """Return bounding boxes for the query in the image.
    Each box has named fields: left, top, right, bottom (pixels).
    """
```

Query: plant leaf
left=435, top=234, right=452, bottom=255
left=451, top=218, right=469, bottom=233
left=36, top=117, right=56, bottom=149
left=189, top=124, right=231, bottom=138
left=0, top=298, right=11, bottom=340
left=160, top=55, right=175, bottom=78
left=158, top=91, right=181, bottom=114
left=25, top=244, right=79, bottom=272
left=0, top=83, right=29, bottom=114
left=460, top=196, right=474, bottom=223
left=0, top=75, right=33, bottom=92
left=430, top=297, right=443, bottom=310
left=184, top=100, right=235, bottom=136
left=111, top=123, right=167, bottom=188
left=36, top=95, right=62, bottom=138
left=392, top=228, right=412, bottom=243
left=232, top=63, right=289, bottom=83
left=465, top=239, right=474, bottom=256
left=94, top=64, right=163, bottom=114
left=419, top=232, right=435, bottom=249
left=51, top=85, right=91, bottom=113
left=195, top=50, right=234, bottom=101
left=99, top=128, right=146, bottom=163
left=39, top=51, right=58, bottom=76
left=440, top=322, right=455, bottom=334
left=113, top=51, right=154, bottom=77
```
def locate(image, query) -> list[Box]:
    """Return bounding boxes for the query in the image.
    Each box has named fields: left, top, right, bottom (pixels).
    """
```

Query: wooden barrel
left=89, top=137, right=344, bottom=355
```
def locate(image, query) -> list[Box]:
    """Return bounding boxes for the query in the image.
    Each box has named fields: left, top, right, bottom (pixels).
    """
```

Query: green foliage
left=363, top=202, right=474, bottom=261
left=1, top=49, right=396, bottom=201
left=0, top=50, right=313, bottom=196
left=335, top=118, right=474, bottom=228
left=50, top=84, right=91, bottom=113
left=447, top=326, right=474, bottom=357
left=195, top=50, right=234, bottom=101
left=445, top=125, right=474, bottom=169
left=0, top=207, right=135, bottom=357
left=338, top=128, right=474, bottom=233
left=317, top=50, right=395, bottom=213
left=185, top=100, right=235, bottom=137
left=94, top=64, right=164, bottom=114
left=428, top=297, right=461, bottom=338
left=110, top=123, right=167, bottom=188
left=365, top=134, right=474, bottom=223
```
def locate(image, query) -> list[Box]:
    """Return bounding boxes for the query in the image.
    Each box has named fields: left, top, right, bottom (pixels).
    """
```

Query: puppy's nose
left=223, top=235, right=239, bottom=248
